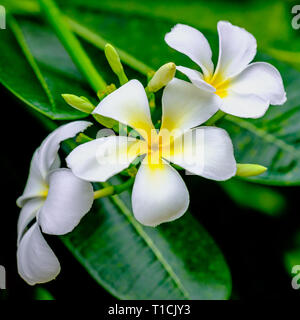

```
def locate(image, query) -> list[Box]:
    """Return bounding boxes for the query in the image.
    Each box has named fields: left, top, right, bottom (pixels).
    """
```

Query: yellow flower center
left=40, top=185, right=49, bottom=198
left=147, top=134, right=163, bottom=166
left=141, top=129, right=176, bottom=168
left=204, top=73, right=230, bottom=98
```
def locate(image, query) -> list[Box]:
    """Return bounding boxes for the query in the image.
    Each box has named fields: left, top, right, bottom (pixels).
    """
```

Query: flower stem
left=38, top=0, right=107, bottom=92
left=94, top=178, right=135, bottom=199
left=65, top=17, right=154, bottom=76
left=204, top=110, right=226, bottom=126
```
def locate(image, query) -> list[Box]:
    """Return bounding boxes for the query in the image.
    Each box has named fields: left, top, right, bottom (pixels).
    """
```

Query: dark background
left=1, top=86, right=300, bottom=300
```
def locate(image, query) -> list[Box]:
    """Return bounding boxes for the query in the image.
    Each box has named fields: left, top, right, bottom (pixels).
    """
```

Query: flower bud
left=236, top=163, right=267, bottom=177
left=147, top=62, right=176, bottom=92
left=105, top=44, right=128, bottom=85
left=61, top=94, right=94, bottom=113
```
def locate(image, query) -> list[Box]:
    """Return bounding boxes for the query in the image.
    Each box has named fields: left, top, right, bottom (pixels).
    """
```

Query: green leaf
left=0, top=13, right=148, bottom=120
left=0, top=16, right=109, bottom=120
left=62, top=178, right=232, bottom=300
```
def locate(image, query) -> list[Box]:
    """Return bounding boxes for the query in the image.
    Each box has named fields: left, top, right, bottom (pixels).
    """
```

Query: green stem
left=204, top=110, right=226, bottom=126
left=65, top=17, right=154, bottom=76
left=118, top=72, right=129, bottom=86
left=38, top=0, right=106, bottom=92
left=94, top=178, right=134, bottom=199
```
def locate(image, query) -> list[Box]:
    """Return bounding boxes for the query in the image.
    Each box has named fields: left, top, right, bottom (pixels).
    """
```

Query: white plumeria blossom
left=165, top=21, right=287, bottom=118
left=67, top=79, right=236, bottom=227
left=17, top=121, right=94, bottom=285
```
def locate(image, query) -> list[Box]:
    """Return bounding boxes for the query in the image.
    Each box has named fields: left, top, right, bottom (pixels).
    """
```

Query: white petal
left=215, top=21, right=257, bottom=79
left=160, top=78, right=220, bottom=134
left=17, top=150, right=47, bottom=208
left=17, top=198, right=44, bottom=244
left=17, top=121, right=91, bottom=207
left=132, top=158, right=189, bottom=227
left=93, top=80, right=154, bottom=139
left=50, top=154, right=61, bottom=171
left=67, top=136, right=145, bottom=182
left=38, top=121, right=92, bottom=179
left=165, top=24, right=214, bottom=77
left=230, top=62, right=287, bottom=105
left=220, top=91, right=269, bottom=118
left=176, top=66, right=216, bottom=92
left=38, top=169, right=94, bottom=235
left=165, top=127, right=236, bottom=181
left=17, top=223, right=61, bottom=286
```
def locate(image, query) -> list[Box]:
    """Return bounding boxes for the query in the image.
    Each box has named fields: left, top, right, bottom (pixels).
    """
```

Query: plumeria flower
left=67, top=79, right=236, bottom=227
left=17, top=121, right=94, bottom=285
left=165, top=21, right=287, bottom=118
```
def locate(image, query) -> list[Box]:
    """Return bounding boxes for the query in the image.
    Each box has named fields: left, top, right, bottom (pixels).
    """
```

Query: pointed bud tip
left=236, top=164, right=267, bottom=177
left=104, top=43, right=117, bottom=55
left=165, top=62, right=176, bottom=71
left=61, top=93, right=72, bottom=99
left=105, top=44, right=122, bottom=71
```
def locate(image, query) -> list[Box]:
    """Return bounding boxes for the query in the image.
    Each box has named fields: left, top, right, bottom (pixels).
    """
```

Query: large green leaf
left=0, top=14, right=147, bottom=120
left=0, top=16, right=110, bottom=120
left=62, top=178, right=232, bottom=300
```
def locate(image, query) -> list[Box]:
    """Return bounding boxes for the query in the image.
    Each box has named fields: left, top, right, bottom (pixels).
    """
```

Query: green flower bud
left=105, top=44, right=128, bottom=85
left=236, top=163, right=267, bottom=177
left=61, top=94, right=94, bottom=113
left=147, top=62, right=176, bottom=92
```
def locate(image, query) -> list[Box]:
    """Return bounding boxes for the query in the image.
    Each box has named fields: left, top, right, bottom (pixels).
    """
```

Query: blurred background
left=1, top=0, right=300, bottom=300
